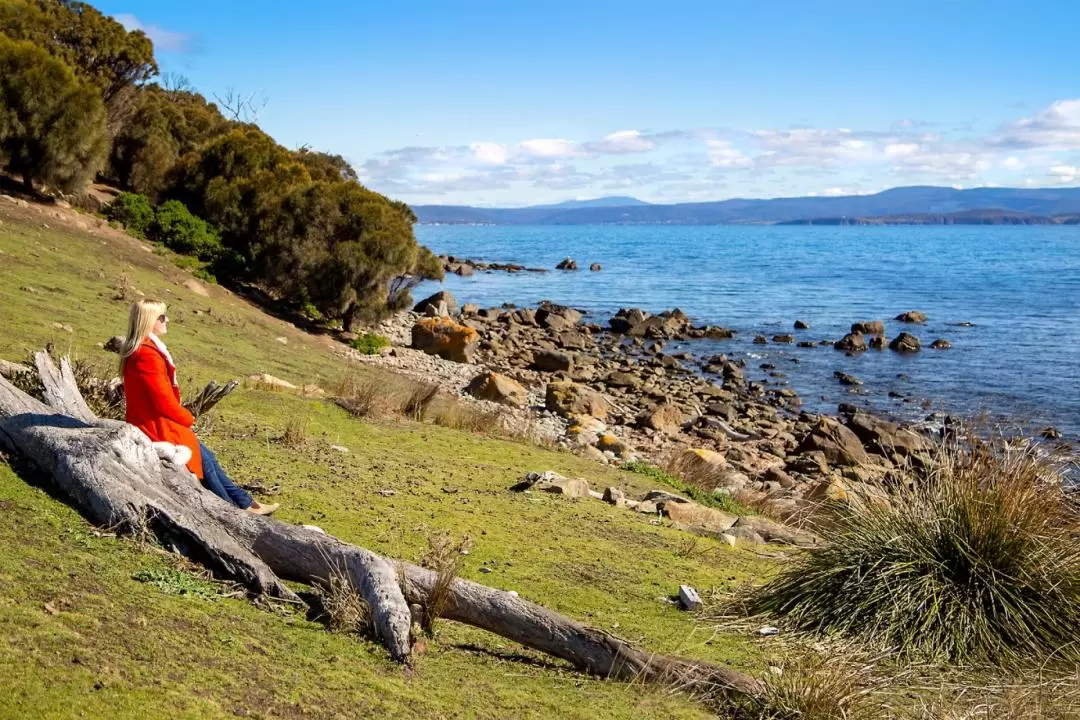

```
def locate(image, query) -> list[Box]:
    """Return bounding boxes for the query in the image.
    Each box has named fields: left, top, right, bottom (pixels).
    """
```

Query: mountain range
left=412, top=186, right=1080, bottom=225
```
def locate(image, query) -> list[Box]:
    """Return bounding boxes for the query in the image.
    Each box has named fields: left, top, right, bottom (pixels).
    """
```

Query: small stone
left=275, top=336, right=288, bottom=345
left=479, top=567, right=492, bottom=574
left=758, top=626, right=780, bottom=636
left=330, top=445, right=350, bottom=453
left=794, top=320, right=810, bottom=329
left=678, top=585, right=702, bottom=611
left=377, top=489, right=395, bottom=497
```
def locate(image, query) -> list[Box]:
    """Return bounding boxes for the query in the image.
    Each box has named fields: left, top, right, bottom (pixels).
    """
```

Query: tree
left=0, top=35, right=108, bottom=192
left=295, top=147, right=359, bottom=183
left=0, top=0, right=158, bottom=135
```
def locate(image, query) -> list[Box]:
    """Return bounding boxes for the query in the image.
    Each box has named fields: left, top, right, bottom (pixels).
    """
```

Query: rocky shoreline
left=347, top=290, right=1026, bottom=523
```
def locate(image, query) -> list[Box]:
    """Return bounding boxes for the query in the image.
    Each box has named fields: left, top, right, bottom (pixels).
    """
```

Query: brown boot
left=247, top=501, right=280, bottom=516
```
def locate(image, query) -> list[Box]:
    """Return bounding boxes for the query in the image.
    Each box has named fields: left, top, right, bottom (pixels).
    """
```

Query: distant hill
left=779, top=209, right=1074, bottom=225
left=530, top=196, right=650, bottom=209
left=412, top=186, right=1080, bottom=225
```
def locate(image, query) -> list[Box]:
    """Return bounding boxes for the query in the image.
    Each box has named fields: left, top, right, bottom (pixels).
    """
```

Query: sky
left=98, top=0, right=1080, bottom=207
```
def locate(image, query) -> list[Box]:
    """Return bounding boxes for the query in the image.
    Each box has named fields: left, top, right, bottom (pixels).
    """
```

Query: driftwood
left=0, top=351, right=763, bottom=700
left=184, top=379, right=240, bottom=418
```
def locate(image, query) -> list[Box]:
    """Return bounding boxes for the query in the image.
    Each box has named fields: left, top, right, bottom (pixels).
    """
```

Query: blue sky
left=99, top=0, right=1080, bottom=206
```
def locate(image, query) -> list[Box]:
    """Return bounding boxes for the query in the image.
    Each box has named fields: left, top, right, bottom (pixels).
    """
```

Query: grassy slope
left=0, top=205, right=776, bottom=719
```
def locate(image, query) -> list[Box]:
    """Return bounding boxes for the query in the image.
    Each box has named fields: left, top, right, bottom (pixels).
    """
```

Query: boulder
left=895, top=310, right=928, bottom=324
left=833, top=371, right=862, bottom=386
left=535, top=303, right=582, bottom=331
left=889, top=332, right=921, bottom=353
left=795, top=418, right=871, bottom=466
left=851, top=321, right=885, bottom=336
left=847, top=412, right=930, bottom=459
left=103, top=335, right=124, bottom=353
left=545, top=381, right=611, bottom=419
left=596, top=433, right=631, bottom=457
left=605, top=371, right=643, bottom=390
left=930, top=338, right=952, bottom=350
left=182, top=278, right=210, bottom=297
left=731, top=515, right=818, bottom=547
left=663, top=501, right=738, bottom=532
left=794, top=320, right=810, bottom=329
left=465, top=371, right=528, bottom=407
left=556, top=258, right=578, bottom=270
left=248, top=373, right=298, bottom=390
left=411, top=317, right=480, bottom=363
left=834, top=332, right=867, bottom=353
left=532, top=349, right=575, bottom=373
left=609, top=308, right=648, bottom=333
left=413, top=290, right=458, bottom=316
left=602, top=487, right=626, bottom=506
left=557, top=331, right=589, bottom=350
left=453, top=264, right=474, bottom=277
left=515, top=471, right=590, bottom=498
left=589, top=263, right=602, bottom=271
left=869, top=335, right=888, bottom=350
left=702, top=326, right=736, bottom=339
left=636, top=403, right=687, bottom=434
left=673, top=448, right=727, bottom=482
left=772, top=334, right=794, bottom=344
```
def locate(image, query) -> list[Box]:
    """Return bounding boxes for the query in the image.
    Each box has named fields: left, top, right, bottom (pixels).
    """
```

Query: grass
left=624, top=460, right=754, bottom=516
left=746, top=435, right=1080, bottom=666
left=350, top=333, right=391, bottom=355
left=0, top=204, right=774, bottom=718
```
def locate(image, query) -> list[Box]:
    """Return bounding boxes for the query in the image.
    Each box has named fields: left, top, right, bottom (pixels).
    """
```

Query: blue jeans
left=199, top=442, right=253, bottom=509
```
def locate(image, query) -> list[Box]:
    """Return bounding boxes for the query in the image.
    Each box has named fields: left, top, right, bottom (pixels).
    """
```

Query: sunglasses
left=158, top=315, right=169, bottom=323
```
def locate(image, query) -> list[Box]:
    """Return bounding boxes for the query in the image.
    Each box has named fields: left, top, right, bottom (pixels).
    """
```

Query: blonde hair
left=119, top=299, right=167, bottom=372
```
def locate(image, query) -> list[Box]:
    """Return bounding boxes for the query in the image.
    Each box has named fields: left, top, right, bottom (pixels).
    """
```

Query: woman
left=120, top=299, right=279, bottom=515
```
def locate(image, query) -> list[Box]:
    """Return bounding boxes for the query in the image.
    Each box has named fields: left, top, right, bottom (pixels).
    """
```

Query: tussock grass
left=277, top=414, right=310, bottom=450
left=417, top=532, right=472, bottom=635
left=722, top=655, right=875, bottom=720
left=748, top=436, right=1080, bottom=666
left=625, top=460, right=754, bottom=516
left=319, top=566, right=372, bottom=637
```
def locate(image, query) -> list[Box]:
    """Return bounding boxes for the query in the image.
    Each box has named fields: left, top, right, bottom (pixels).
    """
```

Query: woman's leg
left=198, top=442, right=254, bottom=509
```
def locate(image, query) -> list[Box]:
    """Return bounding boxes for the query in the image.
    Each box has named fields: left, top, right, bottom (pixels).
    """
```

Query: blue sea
left=415, top=225, right=1080, bottom=440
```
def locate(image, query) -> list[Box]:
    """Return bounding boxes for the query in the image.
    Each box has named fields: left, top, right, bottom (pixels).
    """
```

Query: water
left=415, top=224, right=1080, bottom=440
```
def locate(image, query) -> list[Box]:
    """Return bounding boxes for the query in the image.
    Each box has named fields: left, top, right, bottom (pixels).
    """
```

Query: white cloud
left=1002, top=156, right=1024, bottom=169
left=519, top=138, right=578, bottom=158
left=991, top=99, right=1080, bottom=150
left=1048, top=164, right=1080, bottom=183
left=706, top=139, right=751, bottom=168
left=585, top=129, right=656, bottom=154
left=469, top=142, right=507, bottom=165
left=114, top=13, right=195, bottom=53
left=884, top=142, right=920, bottom=157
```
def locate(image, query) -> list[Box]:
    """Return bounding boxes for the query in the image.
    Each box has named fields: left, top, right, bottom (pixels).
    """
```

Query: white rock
left=330, top=445, right=350, bottom=453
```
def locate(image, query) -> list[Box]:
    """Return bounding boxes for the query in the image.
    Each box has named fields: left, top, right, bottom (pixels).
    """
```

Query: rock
left=103, top=335, right=124, bottom=353
left=930, top=338, right=952, bottom=350
left=797, top=341, right=816, bottom=348
left=720, top=533, right=737, bottom=548
left=532, top=349, right=575, bottom=373
left=589, top=263, right=602, bottom=271
left=330, top=445, right=350, bottom=453
left=557, top=331, right=589, bottom=350
left=411, top=317, right=480, bottom=363
left=732, top=515, right=818, bottom=547
left=833, top=371, right=862, bottom=386
left=847, top=412, right=930, bottom=458
left=763, top=466, right=797, bottom=489
left=182, top=279, right=210, bottom=297
left=637, top=403, right=687, bottom=434
left=794, top=320, right=810, bottom=329
left=248, top=373, right=298, bottom=390
left=516, top=471, right=590, bottom=498
left=1041, top=426, right=1063, bottom=440
left=851, top=321, right=885, bottom=336
left=605, top=371, right=643, bottom=390
left=702, top=326, right=735, bottom=339
left=795, top=418, right=871, bottom=467
left=753, top=335, right=768, bottom=345
left=50, top=322, right=73, bottom=333
left=895, top=310, right=928, bottom=324
left=834, top=332, right=867, bottom=353
left=556, top=258, right=578, bottom=270
left=275, top=336, right=288, bottom=345
left=673, top=448, right=727, bottom=483
left=889, top=332, right=921, bottom=353
left=772, top=334, right=794, bottom=344
left=535, top=303, right=582, bottom=331
left=453, top=264, right=474, bottom=276
left=602, top=487, right=626, bottom=507
left=461, top=303, right=480, bottom=315
left=596, top=433, right=631, bottom=457
left=663, top=501, right=738, bottom=532
left=545, top=381, right=611, bottom=419
left=465, top=371, right=528, bottom=407
left=869, top=335, right=888, bottom=350
left=678, top=585, right=702, bottom=611
left=635, top=500, right=659, bottom=514
left=413, top=290, right=458, bottom=316
left=609, top=308, right=648, bottom=333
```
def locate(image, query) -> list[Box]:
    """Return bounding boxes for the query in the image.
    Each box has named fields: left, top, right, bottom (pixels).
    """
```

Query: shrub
left=105, top=192, right=154, bottom=237
left=350, top=333, right=390, bottom=355
left=151, top=199, right=223, bottom=260
left=623, top=460, right=752, bottom=516
left=747, top=437, right=1080, bottom=665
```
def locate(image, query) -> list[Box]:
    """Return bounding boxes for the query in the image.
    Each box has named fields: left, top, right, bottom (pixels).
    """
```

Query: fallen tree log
left=0, top=351, right=763, bottom=700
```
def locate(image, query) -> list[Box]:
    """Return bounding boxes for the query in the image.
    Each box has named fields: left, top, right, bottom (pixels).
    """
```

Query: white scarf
left=148, top=333, right=179, bottom=388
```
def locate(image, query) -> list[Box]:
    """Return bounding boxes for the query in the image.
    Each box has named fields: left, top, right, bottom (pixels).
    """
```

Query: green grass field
left=0, top=203, right=778, bottom=719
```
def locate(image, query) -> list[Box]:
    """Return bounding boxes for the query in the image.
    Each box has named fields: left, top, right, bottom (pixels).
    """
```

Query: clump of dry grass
left=319, top=567, right=372, bottom=637
left=402, top=381, right=440, bottom=420
left=417, top=532, right=472, bottom=635
left=277, top=415, right=309, bottom=450
left=748, top=434, right=1080, bottom=666
left=723, top=655, right=875, bottom=720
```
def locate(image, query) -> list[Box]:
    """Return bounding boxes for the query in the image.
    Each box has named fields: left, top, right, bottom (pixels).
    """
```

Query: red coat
left=123, top=338, right=203, bottom=478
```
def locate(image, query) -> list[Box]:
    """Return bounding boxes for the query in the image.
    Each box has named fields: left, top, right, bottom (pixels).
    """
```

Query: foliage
left=104, top=191, right=154, bottom=236
left=151, top=199, right=222, bottom=260
left=748, top=437, right=1080, bottom=665
left=0, top=35, right=109, bottom=192
left=623, top=460, right=752, bottom=516
left=108, top=85, right=230, bottom=198
left=350, top=333, right=390, bottom=355
left=0, top=0, right=157, bottom=133
left=295, top=147, right=358, bottom=183
left=131, top=566, right=226, bottom=600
